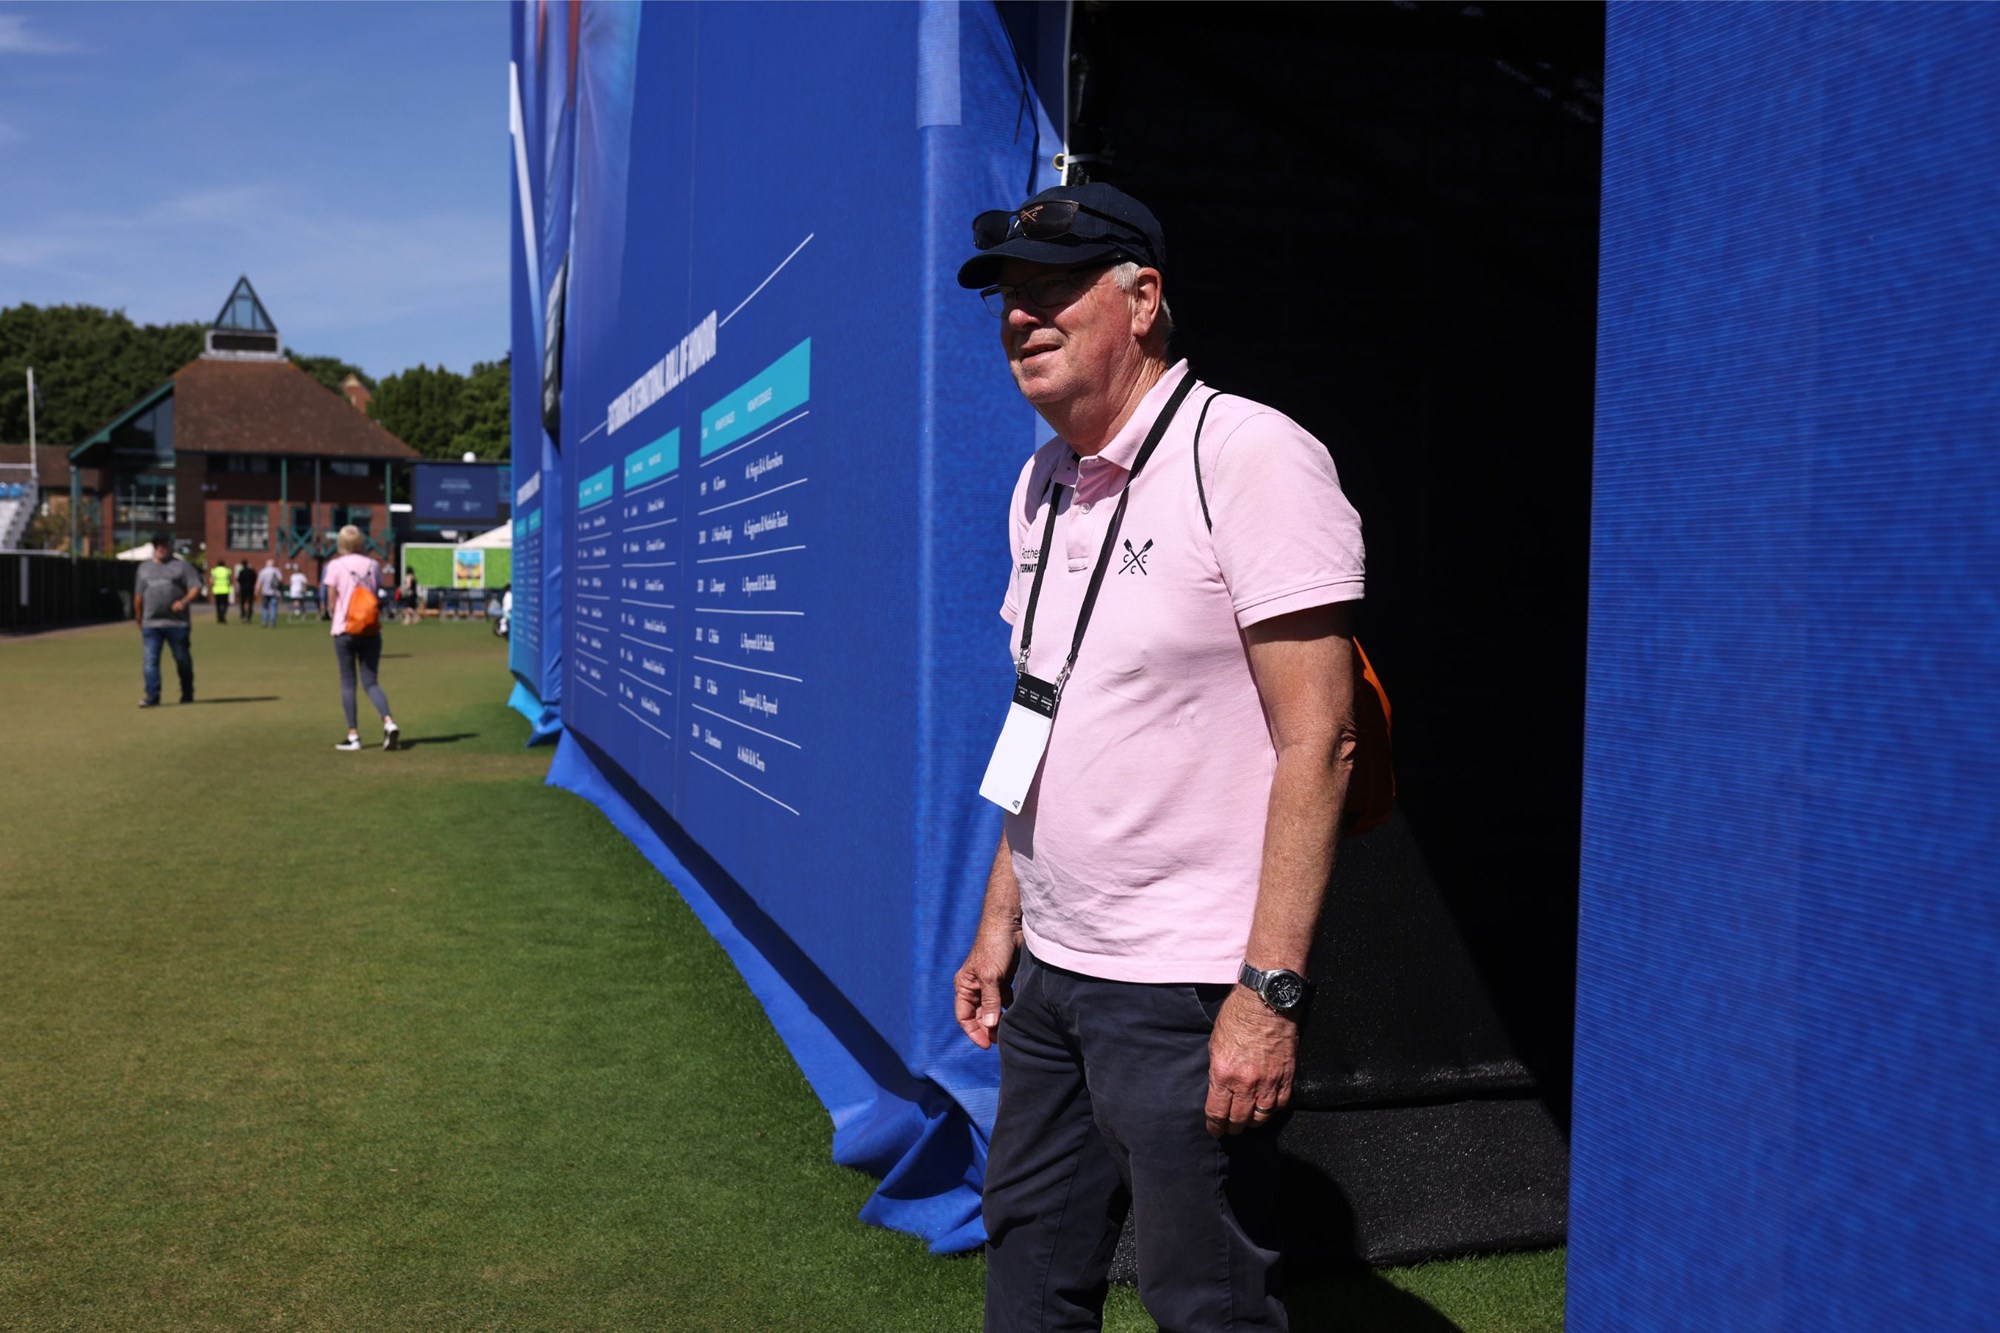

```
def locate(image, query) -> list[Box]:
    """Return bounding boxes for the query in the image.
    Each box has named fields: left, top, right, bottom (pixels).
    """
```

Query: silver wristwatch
left=1238, top=962, right=1312, bottom=1015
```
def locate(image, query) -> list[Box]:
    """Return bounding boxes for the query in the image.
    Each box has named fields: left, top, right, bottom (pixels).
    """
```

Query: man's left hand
left=1204, top=987, right=1298, bottom=1137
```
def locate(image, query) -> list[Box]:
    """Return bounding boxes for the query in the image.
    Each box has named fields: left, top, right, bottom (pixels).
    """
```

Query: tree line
left=0, top=303, right=508, bottom=460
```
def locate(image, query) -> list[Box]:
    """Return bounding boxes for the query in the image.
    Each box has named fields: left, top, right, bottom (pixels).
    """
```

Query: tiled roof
left=171, top=357, right=418, bottom=460
left=0, top=444, right=80, bottom=484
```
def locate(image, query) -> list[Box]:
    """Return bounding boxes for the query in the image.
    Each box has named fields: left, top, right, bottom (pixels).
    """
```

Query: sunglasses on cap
left=970, top=200, right=1159, bottom=266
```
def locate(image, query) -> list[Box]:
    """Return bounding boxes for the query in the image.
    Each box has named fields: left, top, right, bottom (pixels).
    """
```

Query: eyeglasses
left=979, top=264, right=1114, bottom=318
left=971, top=200, right=1158, bottom=266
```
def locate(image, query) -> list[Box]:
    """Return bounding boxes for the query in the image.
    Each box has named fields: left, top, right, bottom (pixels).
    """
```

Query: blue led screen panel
left=414, top=463, right=506, bottom=526
left=1570, top=5, right=2000, bottom=1328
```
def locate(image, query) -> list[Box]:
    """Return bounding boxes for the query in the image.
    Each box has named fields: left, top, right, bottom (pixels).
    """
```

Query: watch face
left=1265, top=973, right=1305, bottom=1010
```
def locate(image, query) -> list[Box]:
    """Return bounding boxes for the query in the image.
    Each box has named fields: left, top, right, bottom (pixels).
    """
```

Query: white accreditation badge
left=978, top=673, right=1059, bottom=813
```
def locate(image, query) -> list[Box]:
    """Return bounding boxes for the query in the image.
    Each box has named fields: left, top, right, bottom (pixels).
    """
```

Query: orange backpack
left=1192, top=393, right=1396, bottom=838
left=1343, top=640, right=1395, bottom=837
left=341, top=579, right=381, bottom=637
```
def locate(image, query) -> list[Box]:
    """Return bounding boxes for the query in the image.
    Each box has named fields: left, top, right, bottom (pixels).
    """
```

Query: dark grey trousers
left=983, top=952, right=1286, bottom=1333
left=333, top=633, right=391, bottom=730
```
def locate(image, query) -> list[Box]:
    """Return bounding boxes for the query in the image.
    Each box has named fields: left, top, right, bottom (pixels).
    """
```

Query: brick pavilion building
left=67, top=278, right=418, bottom=579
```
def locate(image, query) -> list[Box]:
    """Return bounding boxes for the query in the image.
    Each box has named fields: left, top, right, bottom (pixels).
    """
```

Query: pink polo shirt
left=322, top=553, right=380, bottom=637
left=998, top=363, right=1365, bottom=984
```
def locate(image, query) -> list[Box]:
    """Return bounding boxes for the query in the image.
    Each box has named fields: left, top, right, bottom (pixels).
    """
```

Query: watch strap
left=1237, top=962, right=1313, bottom=1012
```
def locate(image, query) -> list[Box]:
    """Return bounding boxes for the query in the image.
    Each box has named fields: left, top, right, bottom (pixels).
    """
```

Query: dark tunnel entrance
left=1041, top=0, right=1604, bottom=1264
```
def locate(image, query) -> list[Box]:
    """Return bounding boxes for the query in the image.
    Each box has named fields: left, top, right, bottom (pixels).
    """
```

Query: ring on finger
left=1251, top=1104, right=1276, bottom=1116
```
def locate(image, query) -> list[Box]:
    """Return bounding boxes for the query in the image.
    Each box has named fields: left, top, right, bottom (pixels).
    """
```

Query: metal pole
left=69, top=467, right=79, bottom=561
left=25, top=367, right=37, bottom=492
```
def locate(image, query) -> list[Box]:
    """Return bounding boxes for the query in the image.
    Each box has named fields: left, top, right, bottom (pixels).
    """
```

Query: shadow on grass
left=1278, top=1154, right=1468, bottom=1332
left=1287, top=1278, right=1465, bottom=1332
left=397, top=733, right=480, bottom=748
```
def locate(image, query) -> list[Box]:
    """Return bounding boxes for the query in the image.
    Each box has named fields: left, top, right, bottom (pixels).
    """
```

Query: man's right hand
left=953, top=925, right=1020, bottom=1049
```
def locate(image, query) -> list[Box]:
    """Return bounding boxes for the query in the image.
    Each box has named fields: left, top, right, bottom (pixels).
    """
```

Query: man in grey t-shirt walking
left=256, top=558, right=283, bottom=627
left=133, top=532, right=202, bottom=707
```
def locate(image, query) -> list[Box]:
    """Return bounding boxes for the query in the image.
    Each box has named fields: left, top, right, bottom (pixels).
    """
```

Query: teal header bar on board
left=701, top=338, right=811, bottom=457
left=528, top=509, right=542, bottom=534
left=624, top=429, right=680, bottom=489
left=577, top=466, right=614, bottom=510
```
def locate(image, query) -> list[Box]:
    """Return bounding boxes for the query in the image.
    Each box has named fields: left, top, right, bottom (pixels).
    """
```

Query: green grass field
left=0, top=617, right=1563, bottom=1331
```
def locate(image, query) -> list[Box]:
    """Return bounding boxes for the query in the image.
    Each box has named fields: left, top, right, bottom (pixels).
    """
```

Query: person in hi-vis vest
left=209, top=559, right=233, bottom=624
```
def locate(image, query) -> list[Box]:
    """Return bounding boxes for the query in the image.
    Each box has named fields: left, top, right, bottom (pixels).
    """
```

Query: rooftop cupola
left=203, top=276, right=283, bottom=361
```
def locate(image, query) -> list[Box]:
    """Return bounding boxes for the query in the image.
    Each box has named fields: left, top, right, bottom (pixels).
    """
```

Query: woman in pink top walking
left=323, top=526, right=401, bottom=752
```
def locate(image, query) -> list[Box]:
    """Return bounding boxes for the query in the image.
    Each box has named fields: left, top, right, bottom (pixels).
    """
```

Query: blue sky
left=0, top=2, right=508, bottom=378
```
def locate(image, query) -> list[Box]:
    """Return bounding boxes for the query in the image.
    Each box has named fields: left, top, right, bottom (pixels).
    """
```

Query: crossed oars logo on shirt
left=1120, top=538, right=1153, bottom=576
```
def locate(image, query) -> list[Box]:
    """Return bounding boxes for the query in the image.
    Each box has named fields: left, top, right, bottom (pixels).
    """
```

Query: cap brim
left=956, top=236, right=1132, bottom=288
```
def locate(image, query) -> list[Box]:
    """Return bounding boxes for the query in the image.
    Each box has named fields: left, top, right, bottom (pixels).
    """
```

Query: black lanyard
left=1016, top=368, right=1198, bottom=694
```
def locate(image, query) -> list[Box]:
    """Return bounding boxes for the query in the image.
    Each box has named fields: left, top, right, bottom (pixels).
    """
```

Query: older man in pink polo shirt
left=953, top=183, right=1365, bottom=1331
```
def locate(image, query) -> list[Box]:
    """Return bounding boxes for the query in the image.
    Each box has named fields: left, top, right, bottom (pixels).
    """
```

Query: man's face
left=995, top=259, right=1135, bottom=410
left=151, top=543, right=171, bottom=563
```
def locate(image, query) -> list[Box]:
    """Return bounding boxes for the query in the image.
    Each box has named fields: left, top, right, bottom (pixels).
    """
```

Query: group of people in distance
left=198, top=554, right=414, bottom=628
left=201, top=554, right=286, bottom=624
left=132, top=526, right=405, bottom=751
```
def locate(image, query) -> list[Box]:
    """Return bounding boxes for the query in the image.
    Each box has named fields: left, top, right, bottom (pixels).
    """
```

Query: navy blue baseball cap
left=957, top=182, right=1167, bottom=288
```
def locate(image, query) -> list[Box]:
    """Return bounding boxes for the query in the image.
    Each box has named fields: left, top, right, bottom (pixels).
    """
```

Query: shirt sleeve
left=1204, top=408, right=1365, bottom=627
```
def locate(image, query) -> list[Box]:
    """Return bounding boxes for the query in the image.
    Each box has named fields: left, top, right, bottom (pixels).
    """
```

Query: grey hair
left=1109, top=261, right=1175, bottom=347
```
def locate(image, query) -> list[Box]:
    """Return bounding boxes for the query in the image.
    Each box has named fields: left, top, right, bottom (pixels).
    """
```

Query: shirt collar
left=1088, top=359, right=1194, bottom=474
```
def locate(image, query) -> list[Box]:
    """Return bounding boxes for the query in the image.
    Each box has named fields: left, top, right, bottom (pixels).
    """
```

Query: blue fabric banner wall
left=509, top=1, right=1059, bottom=1250
left=506, top=0, right=576, bottom=737
left=1572, top=5, right=2000, bottom=1327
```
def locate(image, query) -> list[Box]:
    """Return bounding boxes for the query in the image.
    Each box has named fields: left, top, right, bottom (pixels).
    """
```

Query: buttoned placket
left=1058, top=452, right=1130, bottom=572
